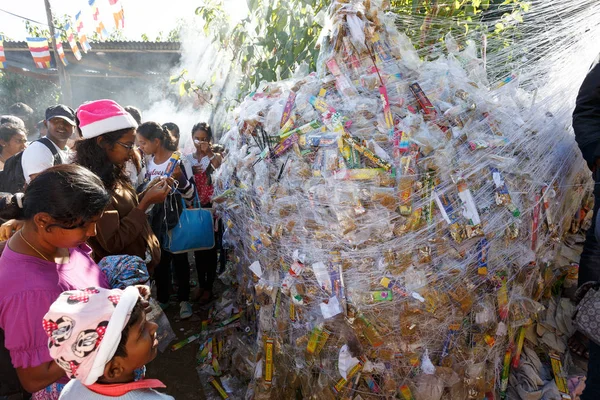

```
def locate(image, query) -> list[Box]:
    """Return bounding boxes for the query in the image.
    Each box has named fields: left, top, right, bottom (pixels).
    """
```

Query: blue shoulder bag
left=162, top=192, right=215, bottom=253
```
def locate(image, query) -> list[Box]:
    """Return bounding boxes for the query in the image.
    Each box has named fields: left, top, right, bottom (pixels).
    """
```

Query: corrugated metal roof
left=3, top=41, right=181, bottom=52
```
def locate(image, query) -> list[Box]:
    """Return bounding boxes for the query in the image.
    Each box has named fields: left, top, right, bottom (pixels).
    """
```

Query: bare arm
left=17, top=361, right=66, bottom=393
left=210, top=153, right=222, bottom=169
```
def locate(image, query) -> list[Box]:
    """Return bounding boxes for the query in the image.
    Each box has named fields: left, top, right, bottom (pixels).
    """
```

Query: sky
left=0, top=0, right=247, bottom=41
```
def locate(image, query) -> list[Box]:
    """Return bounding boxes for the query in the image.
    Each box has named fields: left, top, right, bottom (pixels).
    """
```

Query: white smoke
left=141, top=0, right=249, bottom=153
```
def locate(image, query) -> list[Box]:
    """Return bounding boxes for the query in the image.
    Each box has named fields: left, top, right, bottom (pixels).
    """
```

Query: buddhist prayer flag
left=109, top=0, right=125, bottom=29
left=75, top=11, right=92, bottom=53
left=65, top=23, right=82, bottom=61
left=0, top=36, right=6, bottom=69
left=89, top=0, right=109, bottom=38
left=54, top=33, right=68, bottom=66
left=26, top=37, right=52, bottom=69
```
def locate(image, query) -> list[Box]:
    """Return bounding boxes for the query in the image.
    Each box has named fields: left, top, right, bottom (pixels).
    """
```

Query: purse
left=162, top=193, right=215, bottom=254
left=573, top=281, right=600, bottom=346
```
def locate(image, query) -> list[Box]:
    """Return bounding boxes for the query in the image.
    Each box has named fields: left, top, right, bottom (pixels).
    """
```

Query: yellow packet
left=264, top=338, right=274, bottom=386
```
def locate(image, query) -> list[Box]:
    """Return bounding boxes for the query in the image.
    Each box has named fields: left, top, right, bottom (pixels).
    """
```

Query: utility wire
left=0, top=7, right=66, bottom=34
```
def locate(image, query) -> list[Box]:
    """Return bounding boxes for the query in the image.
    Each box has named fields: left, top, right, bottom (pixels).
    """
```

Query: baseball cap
left=46, top=105, right=76, bottom=126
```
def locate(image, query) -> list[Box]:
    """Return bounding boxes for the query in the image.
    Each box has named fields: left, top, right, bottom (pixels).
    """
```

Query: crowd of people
left=0, top=99, right=222, bottom=400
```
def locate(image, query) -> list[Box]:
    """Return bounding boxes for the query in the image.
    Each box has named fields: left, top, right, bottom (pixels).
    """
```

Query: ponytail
left=137, top=122, right=177, bottom=152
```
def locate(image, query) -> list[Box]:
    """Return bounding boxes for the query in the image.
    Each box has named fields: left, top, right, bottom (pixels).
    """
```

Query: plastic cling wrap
left=212, top=0, right=596, bottom=398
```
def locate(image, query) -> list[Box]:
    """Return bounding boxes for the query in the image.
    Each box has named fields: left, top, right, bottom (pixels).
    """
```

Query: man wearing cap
left=21, top=105, right=76, bottom=184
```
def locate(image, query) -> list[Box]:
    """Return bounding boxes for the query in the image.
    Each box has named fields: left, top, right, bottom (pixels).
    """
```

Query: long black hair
left=73, top=128, right=132, bottom=192
left=0, top=164, right=110, bottom=227
left=137, top=122, right=177, bottom=152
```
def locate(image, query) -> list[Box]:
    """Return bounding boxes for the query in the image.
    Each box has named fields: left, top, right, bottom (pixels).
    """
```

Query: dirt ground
left=146, top=253, right=229, bottom=400
left=146, top=299, right=210, bottom=400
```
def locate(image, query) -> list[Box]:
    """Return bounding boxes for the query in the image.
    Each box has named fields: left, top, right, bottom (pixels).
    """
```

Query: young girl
left=0, top=165, right=112, bottom=399
left=73, top=100, right=168, bottom=273
left=136, top=122, right=196, bottom=319
left=0, top=123, right=27, bottom=170
left=187, top=122, right=222, bottom=304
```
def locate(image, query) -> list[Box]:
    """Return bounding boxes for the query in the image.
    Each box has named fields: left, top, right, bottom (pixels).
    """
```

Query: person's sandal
left=180, top=301, right=193, bottom=319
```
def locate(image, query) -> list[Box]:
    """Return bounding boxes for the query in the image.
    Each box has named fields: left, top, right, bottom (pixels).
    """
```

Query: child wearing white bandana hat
left=44, top=287, right=173, bottom=399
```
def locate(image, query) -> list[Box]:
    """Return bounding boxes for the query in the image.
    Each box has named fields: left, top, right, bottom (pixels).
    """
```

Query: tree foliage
left=390, top=0, right=530, bottom=52
left=25, top=15, right=71, bottom=42
left=25, top=15, right=126, bottom=42
left=187, top=0, right=530, bottom=98
left=141, top=24, right=182, bottom=42
left=0, top=70, right=60, bottom=117
left=195, top=0, right=325, bottom=95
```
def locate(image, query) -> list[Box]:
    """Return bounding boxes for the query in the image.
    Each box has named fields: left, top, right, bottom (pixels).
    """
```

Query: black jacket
left=573, top=56, right=600, bottom=167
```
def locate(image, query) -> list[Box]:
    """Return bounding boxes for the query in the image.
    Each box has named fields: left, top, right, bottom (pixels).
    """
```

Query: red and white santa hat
left=77, top=99, right=138, bottom=139
left=43, top=286, right=140, bottom=385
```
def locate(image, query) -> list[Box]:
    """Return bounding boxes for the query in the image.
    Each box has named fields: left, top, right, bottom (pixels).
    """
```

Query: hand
left=200, top=141, right=211, bottom=154
left=138, top=177, right=162, bottom=199
left=172, top=164, right=184, bottom=183
left=136, top=284, right=151, bottom=300
left=140, top=179, right=170, bottom=207
left=147, top=176, right=174, bottom=189
left=0, top=219, right=25, bottom=241
left=164, top=176, right=176, bottom=188
left=136, top=285, right=152, bottom=314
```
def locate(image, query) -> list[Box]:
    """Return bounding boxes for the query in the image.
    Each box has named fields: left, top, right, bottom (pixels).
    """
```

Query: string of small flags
left=75, top=11, right=92, bottom=53
left=89, top=0, right=110, bottom=39
left=1, top=0, right=125, bottom=69
left=54, top=32, right=68, bottom=66
left=65, top=22, right=82, bottom=61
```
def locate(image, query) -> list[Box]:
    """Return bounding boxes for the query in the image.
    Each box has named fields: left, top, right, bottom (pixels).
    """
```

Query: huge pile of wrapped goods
left=207, top=0, right=594, bottom=398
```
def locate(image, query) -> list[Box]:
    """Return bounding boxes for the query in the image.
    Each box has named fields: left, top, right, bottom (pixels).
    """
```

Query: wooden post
left=44, top=0, right=73, bottom=106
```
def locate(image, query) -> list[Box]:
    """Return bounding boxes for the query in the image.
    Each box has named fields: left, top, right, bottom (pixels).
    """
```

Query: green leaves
left=0, top=70, right=60, bottom=118
left=389, top=0, right=530, bottom=64
left=171, top=69, right=213, bottom=103
left=179, top=0, right=531, bottom=99
left=185, top=0, right=326, bottom=96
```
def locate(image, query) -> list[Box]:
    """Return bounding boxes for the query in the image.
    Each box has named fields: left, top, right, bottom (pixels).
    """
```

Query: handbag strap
left=193, top=188, right=201, bottom=208
left=179, top=190, right=201, bottom=209
left=575, top=281, right=600, bottom=305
